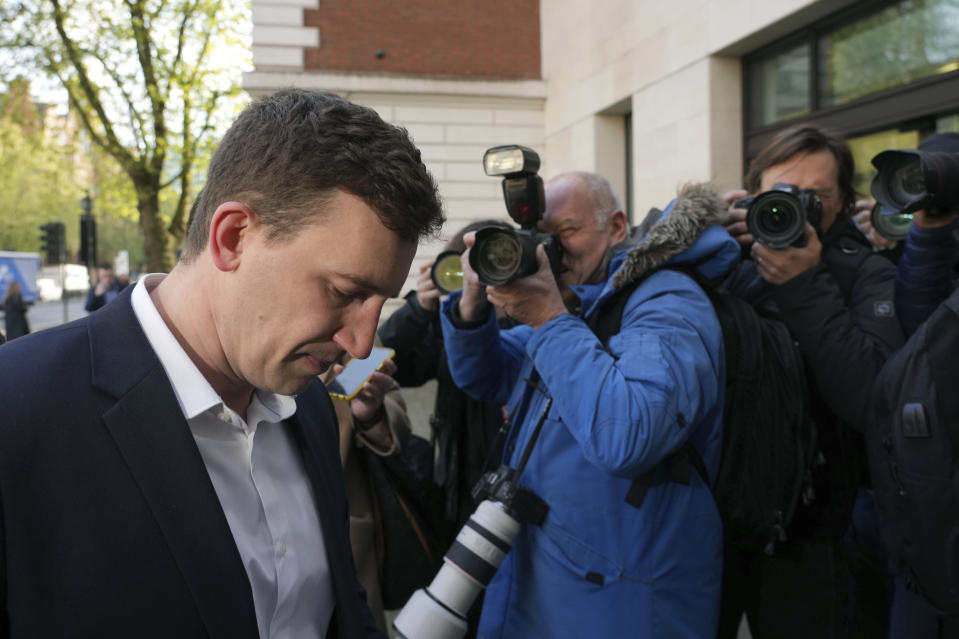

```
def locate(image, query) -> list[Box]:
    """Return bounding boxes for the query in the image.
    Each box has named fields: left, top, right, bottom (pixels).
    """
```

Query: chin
left=267, top=376, right=315, bottom=397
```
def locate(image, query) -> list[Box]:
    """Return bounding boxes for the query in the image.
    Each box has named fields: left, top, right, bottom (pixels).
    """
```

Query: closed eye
left=331, top=286, right=368, bottom=304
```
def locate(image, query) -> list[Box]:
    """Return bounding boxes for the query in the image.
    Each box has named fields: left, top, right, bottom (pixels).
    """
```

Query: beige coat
left=332, top=386, right=411, bottom=633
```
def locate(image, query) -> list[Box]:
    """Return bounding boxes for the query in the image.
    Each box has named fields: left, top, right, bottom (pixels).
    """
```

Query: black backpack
left=590, top=266, right=816, bottom=555
left=361, top=433, right=450, bottom=609
left=868, top=287, right=959, bottom=614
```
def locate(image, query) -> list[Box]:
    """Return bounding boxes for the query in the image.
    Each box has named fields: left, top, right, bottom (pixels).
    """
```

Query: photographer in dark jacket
left=378, top=220, right=515, bottom=533
left=876, top=132, right=959, bottom=637
left=892, top=133, right=959, bottom=336
left=721, top=124, right=904, bottom=638
left=378, top=220, right=516, bottom=639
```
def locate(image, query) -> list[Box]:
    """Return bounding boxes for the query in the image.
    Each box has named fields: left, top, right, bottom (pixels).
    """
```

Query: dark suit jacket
left=0, top=287, right=384, bottom=638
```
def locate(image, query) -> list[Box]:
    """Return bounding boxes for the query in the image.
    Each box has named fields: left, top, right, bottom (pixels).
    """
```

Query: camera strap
left=514, top=389, right=552, bottom=479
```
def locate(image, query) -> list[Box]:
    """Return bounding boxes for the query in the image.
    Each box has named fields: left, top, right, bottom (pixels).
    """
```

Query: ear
left=608, top=209, right=629, bottom=243
left=208, top=201, right=257, bottom=272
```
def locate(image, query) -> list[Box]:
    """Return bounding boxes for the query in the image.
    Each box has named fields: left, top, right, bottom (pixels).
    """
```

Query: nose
left=333, top=299, right=384, bottom=360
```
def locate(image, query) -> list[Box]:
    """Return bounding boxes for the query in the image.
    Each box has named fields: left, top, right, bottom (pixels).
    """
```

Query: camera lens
left=472, top=229, right=523, bottom=285
left=890, top=158, right=925, bottom=204
left=431, top=250, right=464, bottom=294
left=870, top=202, right=913, bottom=241
left=759, top=203, right=792, bottom=233
left=872, top=151, right=932, bottom=213
left=746, top=193, right=805, bottom=248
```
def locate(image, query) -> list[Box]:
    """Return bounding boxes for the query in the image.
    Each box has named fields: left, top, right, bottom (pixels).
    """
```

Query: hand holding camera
left=457, top=233, right=565, bottom=328
left=751, top=223, right=823, bottom=285
left=454, top=232, right=492, bottom=322
left=415, top=260, right=442, bottom=311
left=485, top=243, right=567, bottom=329
left=722, top=188, right=753, bottom=246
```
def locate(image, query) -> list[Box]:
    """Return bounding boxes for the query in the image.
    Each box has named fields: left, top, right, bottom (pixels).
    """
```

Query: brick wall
left=303, top=0, right=540, bottom=79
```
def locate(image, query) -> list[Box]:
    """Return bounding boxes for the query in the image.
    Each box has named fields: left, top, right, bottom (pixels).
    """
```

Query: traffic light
left=79, top=214, right=97, bottom=266
left=40, top=222, right=65, bottom=265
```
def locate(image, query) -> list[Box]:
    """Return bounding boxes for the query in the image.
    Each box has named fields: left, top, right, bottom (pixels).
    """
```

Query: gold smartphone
left=324, top=347, right=395, bottom=401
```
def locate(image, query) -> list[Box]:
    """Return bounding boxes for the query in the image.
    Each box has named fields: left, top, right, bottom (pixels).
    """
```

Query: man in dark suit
left=0, top=90, right=443, bottom=638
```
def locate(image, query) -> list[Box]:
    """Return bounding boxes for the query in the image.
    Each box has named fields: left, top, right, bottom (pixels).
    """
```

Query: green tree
left=1, top=0, right=250, bottom=271
left=824, top=0, right=959, bottom=106
left=0, top=91, right=84, bottom=255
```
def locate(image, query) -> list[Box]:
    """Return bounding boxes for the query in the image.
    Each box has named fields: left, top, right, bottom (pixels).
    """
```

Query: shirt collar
left=130, top=274, right=296, bottom=423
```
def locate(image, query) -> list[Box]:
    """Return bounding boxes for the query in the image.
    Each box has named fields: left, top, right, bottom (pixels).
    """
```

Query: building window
left=819, top=0, right=959, bottom=108
left=744, top=0, right=959, bottom=162
left=749, top=42, right=810, bottom=127
left=847, top=109, right=959, bottom=197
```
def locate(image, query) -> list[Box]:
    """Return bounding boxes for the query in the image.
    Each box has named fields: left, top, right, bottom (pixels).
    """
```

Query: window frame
left=743, top=0, right=959, bottom=161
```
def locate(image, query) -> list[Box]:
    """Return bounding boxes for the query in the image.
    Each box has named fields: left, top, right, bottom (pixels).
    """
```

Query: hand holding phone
left=325, top=347, right=395, bottom=402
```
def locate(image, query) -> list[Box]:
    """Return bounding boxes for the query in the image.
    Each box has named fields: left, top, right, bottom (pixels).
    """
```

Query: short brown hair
left=182, top=90, right=443, bottom=261
left=745, top=124, right=856, bottom=219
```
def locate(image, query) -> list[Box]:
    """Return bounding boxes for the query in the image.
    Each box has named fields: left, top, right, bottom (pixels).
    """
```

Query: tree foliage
left=824, top=0, right=959, bottom=106
left=0, top=81, right=84, bottom=255
left=0, top=0, right=250, bottom=271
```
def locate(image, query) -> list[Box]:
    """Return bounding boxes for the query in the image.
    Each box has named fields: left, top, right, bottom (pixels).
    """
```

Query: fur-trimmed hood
left=610, top=183, right=740, bottom=292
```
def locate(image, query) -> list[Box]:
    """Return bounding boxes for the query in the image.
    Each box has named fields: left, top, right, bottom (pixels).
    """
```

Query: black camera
left=469, top=145, right=564, bottom=286
left=871, top=147, right=959, bottom=218
left=471, top=464, right=548, bottom=525
left=735, top=183, right=823, bottom=249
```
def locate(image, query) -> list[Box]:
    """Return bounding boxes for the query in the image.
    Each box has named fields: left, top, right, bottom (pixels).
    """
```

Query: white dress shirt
left=131, top=274, right=334, bottom=638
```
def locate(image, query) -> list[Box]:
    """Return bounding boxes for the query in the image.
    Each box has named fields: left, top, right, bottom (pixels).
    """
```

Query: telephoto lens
left=393, top=500, right=521, bottom=639
left=431, top=250, right=464, bottom=294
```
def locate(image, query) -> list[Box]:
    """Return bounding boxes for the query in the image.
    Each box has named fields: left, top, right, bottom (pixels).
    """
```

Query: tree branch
left=86, top=44, right=149, bottom=154
left=125, top=0, right=166, bottom=178
left=49, top=0, right=135, bottom=169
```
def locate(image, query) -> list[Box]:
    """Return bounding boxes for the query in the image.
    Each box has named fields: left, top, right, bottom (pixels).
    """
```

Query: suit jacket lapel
left=89, top=290, right=259, bottom=639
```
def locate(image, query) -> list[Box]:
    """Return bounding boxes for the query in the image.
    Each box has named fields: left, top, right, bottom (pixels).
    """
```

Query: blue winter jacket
left=440, top=185, right=740, bottom=638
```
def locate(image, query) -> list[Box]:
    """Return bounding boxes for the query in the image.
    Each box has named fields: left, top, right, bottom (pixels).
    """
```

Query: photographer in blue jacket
left=439, top=173, right=738, bottom=638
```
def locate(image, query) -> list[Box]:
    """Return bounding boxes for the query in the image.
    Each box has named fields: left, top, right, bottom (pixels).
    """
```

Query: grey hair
left=559, top=171, right=623, bottom=228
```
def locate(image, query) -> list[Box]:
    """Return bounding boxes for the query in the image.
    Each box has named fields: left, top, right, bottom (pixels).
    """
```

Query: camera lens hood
left=871, top=150, right=929, bottom=214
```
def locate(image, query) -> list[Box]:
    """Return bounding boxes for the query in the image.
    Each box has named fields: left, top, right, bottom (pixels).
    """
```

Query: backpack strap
left=587, top=265, right=712, bottom=509
left=587, top=281, right=637, bottom=348
left=624, top=440, right=710, bottom=508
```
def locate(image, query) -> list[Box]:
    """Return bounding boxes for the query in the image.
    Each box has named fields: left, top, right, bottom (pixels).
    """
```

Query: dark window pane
left=820, top=0, right=959, bottom=107
left=748, top=43, right=810, bottom=127
left=847, top=113, right=958, bottom=198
